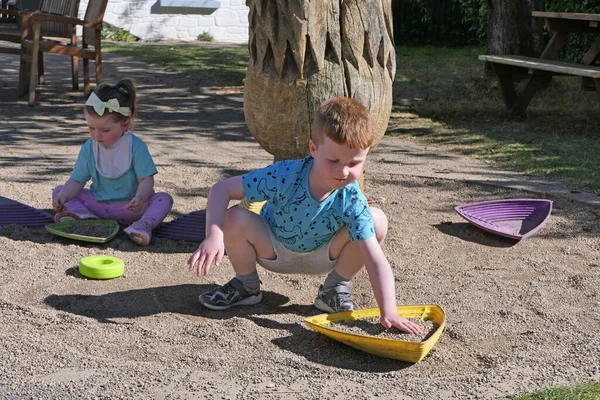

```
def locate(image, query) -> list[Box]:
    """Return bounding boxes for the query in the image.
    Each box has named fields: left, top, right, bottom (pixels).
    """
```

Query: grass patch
left=512, top=380, right=600, bottom=400
left=104, top=44, right=248, bottom=87
left=391, top=45, right=600, bottom=192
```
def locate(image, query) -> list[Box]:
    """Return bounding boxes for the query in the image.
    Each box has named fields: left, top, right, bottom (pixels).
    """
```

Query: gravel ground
left=0, top=51, right=599, bottom=399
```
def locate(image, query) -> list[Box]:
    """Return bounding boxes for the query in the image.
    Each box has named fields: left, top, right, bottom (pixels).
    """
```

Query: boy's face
left=309, top=136, right=369, bottom=191
left=85, top=111, right=130, bottom=148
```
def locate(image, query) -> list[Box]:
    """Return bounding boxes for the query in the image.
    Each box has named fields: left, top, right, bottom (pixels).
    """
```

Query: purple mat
left=153, top=210, right=206, bottom=242
left=455, top=199, right=552, bottom=240
left=0, top=196, right=55, bottom=228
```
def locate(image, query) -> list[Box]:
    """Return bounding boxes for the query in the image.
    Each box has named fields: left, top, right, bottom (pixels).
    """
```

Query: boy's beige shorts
left=256, top=218, right=338, bottom=275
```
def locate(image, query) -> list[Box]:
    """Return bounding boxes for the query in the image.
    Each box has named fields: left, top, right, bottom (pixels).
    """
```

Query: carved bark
left=486, top=0, right=546, bottom=56
left=244, top=0, right=395, bottom=161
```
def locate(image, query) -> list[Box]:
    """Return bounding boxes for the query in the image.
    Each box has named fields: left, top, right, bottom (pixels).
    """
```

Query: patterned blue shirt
left=70, top=133, right=157, bottom=203
left=243, top=155, right=374, bottom=253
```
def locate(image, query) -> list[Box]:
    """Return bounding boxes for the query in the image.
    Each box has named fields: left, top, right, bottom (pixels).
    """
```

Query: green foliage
left=100, top=23, right=140, bottom=42
left=113, top=28, right=139, bottom=42
left=100, top=26, right=112, bottom=40
left=545, top=0, right=600, bottom=13
left=544, top=1, right=600, bottom=63
left=394, top=0, right=600, bottom=56
left=394, top=0, right=487, bottom=46
left=459, top=0, right=488, bottom=44
left=394, top=0, right=429, bottom=45
left=197, top=31, right=214, bottom=42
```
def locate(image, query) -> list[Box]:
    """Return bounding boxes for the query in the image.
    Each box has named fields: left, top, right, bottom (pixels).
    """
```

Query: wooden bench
left=479, top=54, right=600, bottom=115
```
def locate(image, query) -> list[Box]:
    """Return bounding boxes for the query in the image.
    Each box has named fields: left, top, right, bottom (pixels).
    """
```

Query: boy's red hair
left=311, top=97, right=374, bottom=150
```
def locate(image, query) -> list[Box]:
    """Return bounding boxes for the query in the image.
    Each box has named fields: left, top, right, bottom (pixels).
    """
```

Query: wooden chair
left=1, top=0, right=79, bottom=90
left=19, top=0, right=107, bottom=105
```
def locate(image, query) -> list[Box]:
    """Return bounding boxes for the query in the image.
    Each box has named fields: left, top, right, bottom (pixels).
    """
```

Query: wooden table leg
left=594, top=78, right=600, bottom=103
left=582, top=34, right=600, bottom=65
left=538, top=32, right=569, bottom=87
left=510, top=74, right=548, bottom=115
left=490, top=63, right=526, bottom=114
left=540, top=32, right=568, bottom=60
left=581, top=34, right=600, bottom=90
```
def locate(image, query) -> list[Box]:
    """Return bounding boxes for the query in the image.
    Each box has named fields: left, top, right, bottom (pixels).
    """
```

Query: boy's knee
left=370, top=207, right=388, bottom=242
left=223, top=206, right=252, bottom=233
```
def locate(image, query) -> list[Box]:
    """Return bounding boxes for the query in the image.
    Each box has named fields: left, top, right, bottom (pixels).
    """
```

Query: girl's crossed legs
left=52, top=186, right=173, bottom=245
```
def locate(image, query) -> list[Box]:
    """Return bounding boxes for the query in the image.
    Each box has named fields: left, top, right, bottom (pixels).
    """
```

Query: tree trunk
left=486, top=0, right=546, bottom=56
left=244, top=0, right=395, bottom=162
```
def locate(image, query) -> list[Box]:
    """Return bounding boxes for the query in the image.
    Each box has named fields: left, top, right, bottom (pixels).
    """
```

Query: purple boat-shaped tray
left=455, top=199, right=552, bottom=240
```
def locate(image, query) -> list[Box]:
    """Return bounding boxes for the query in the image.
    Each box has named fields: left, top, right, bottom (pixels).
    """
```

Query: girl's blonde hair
left=84, top=78, right=137, bottom=122
left=311, top=97, right=374, bottom=150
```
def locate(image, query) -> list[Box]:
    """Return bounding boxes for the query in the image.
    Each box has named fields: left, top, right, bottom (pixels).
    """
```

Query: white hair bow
left=85, top=92, right=131, bottom=117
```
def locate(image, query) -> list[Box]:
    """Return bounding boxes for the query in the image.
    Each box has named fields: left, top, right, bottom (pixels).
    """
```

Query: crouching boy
left=188, top=97, right=423, bottom=333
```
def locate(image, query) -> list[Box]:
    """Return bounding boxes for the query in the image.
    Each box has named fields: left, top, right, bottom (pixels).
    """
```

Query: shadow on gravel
left=433, top=222, right=519, bottom=247
left=44, top=283, right=413, bottom=372
left=247, top=315, right=415, bottom=373
left=44, top=284, right=294, bottom=322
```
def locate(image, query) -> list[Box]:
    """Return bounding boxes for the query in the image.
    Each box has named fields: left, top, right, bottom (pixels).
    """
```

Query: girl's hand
left=53, top=197, right=66, bottom=212
left=380, top=312, right=424, bottom=334
left=127, top=197, right=144, bottom=213
left=187, top=236, right=224, bottom=276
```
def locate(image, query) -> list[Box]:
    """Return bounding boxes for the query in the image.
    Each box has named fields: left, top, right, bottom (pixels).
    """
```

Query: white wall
left=79, top=0, right=249, bottom=43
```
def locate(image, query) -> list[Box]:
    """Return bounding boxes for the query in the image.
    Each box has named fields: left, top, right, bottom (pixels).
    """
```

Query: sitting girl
left=52, top=78, right=173, bottom=246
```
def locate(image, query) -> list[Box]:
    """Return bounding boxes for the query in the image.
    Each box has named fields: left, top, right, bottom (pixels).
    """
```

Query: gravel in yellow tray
left=305, top=305, right=446, bottom=363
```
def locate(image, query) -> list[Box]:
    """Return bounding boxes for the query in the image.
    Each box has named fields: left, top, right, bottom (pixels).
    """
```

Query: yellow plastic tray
left=237, top=198, right=266, bottom=214
left=305, top=304, right=445, bottom=363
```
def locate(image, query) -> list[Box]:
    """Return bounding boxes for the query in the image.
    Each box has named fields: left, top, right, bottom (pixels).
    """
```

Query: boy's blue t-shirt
left=242, top=155, right=375, bottom=253
left=70, top=133, right=157, bottom=203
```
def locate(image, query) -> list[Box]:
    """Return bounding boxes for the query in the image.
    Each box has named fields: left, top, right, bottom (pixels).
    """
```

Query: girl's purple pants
left=52, top=186, right=173, bottom=228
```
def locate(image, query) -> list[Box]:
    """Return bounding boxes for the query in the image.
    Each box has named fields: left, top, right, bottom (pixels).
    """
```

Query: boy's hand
left=187, top=235, right=224, bottom=276
left=127, top=197, right=144, bottom=213
left=380, top=313, right=424, bottom=335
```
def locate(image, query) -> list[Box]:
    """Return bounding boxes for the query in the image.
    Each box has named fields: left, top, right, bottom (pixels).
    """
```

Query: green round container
left=79, top=255, right=124, bottom=280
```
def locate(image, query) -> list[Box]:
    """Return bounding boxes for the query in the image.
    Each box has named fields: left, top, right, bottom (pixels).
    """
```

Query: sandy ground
left=1, top=51, right=599, bottom=399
